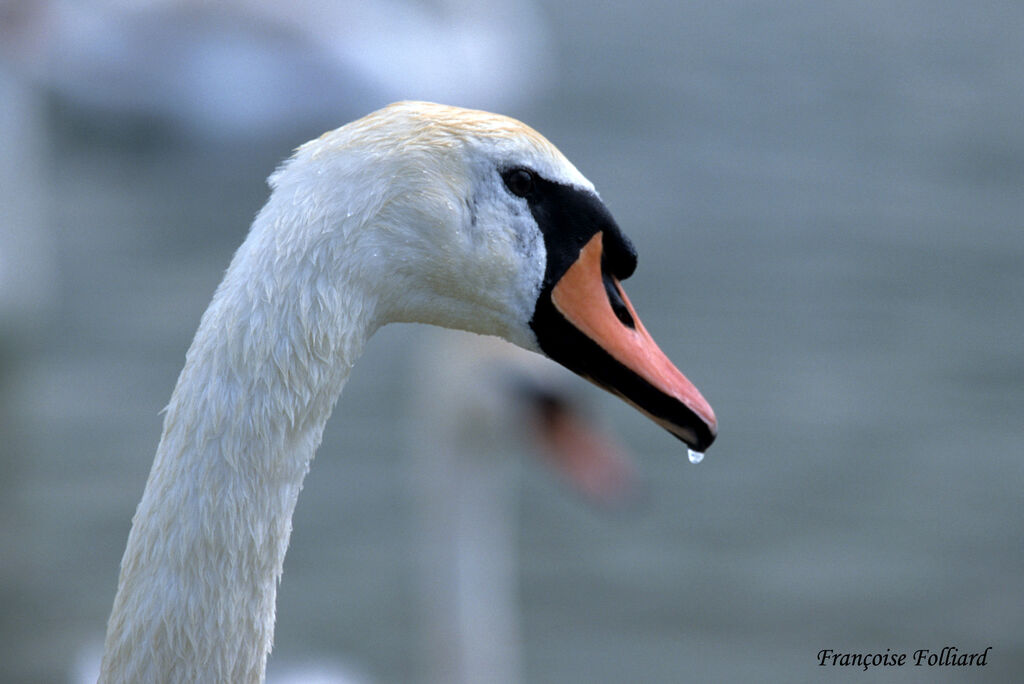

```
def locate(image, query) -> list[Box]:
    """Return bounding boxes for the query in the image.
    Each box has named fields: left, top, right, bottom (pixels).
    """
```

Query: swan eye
left=503, top=168, right=536, bottom=198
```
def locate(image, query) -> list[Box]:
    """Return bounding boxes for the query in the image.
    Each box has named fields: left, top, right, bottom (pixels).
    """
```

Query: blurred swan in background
left=0, top=69, right=54, bottom=338
left=410, top=329, right=635, bottom=684
left=0, top=0, right=554, bottom=139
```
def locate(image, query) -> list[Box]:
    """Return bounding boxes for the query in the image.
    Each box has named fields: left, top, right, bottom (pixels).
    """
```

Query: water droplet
left=687, top=449, right=704, bottom=465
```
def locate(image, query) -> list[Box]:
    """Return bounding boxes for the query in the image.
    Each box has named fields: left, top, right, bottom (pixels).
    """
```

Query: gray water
left=2, top=1, right=1023, bottom=682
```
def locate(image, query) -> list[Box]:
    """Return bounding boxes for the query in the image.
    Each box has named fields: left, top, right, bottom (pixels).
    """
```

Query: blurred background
left=1, top=1, right=1022, bottom=682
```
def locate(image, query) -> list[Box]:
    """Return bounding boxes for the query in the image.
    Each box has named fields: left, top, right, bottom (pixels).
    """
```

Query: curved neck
left=100, top=203, right=378, bottom=683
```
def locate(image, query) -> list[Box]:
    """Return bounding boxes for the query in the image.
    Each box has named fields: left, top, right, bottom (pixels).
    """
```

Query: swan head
left=269, top=101, right=716, bottom=452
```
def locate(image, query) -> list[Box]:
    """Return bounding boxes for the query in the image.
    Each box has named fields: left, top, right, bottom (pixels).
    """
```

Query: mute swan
left=0, top=69, right=54, bottom=335
left=412, top=330, right=635, bottom=684
left=99, top=101, right=717, bottom=682
left=1, top=0, right=551, bottom=138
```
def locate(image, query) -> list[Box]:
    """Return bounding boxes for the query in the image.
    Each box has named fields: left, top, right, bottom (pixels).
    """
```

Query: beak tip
left=670, top=415, right=716, bottom=453
left=692, top=430, right=717, bottom=454
left=692, top=400, right=717, bottom=452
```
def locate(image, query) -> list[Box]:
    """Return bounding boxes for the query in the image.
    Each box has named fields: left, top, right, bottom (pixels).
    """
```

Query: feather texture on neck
left=100, top=168, right=381, bottom=682
left=100, top=101, right=588, bottom=683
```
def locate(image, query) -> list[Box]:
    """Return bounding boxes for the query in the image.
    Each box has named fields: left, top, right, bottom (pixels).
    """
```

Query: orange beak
left=523, top=385, right=636, bottom=506
left=534, top=232, right=717, bottom=452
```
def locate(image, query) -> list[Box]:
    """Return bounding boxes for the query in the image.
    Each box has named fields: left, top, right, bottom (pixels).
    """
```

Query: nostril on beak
left=602, top=270, right=635, bottom=329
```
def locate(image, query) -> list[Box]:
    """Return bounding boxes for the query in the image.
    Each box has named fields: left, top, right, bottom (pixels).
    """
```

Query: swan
left=0, top=68, right=54, bottom=335
left=98, top=101, right=717, bottom=683
left=1, top=0, right=552, bottom=138
left=411, top=330, right=636, bottom=684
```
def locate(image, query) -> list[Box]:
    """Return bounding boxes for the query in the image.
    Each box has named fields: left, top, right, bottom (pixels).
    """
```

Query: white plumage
left=100, top=102, right=592, bottom=682
left=99, top=101, right=715, bottom=683
left=411, top=329, right=634, bottom=684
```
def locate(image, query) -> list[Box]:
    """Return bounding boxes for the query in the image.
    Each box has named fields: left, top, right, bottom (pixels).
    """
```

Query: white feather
left=99, top=102, right=594, bottom=683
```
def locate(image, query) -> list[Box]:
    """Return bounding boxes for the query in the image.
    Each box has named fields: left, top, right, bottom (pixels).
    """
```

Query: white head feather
left=100, top=101, right=599, bottom=683
left=266, top=101, right=593, bottom=345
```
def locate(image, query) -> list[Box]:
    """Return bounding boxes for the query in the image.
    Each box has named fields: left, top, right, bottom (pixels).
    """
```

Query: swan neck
left=100, top=202, right=377, bottom=683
